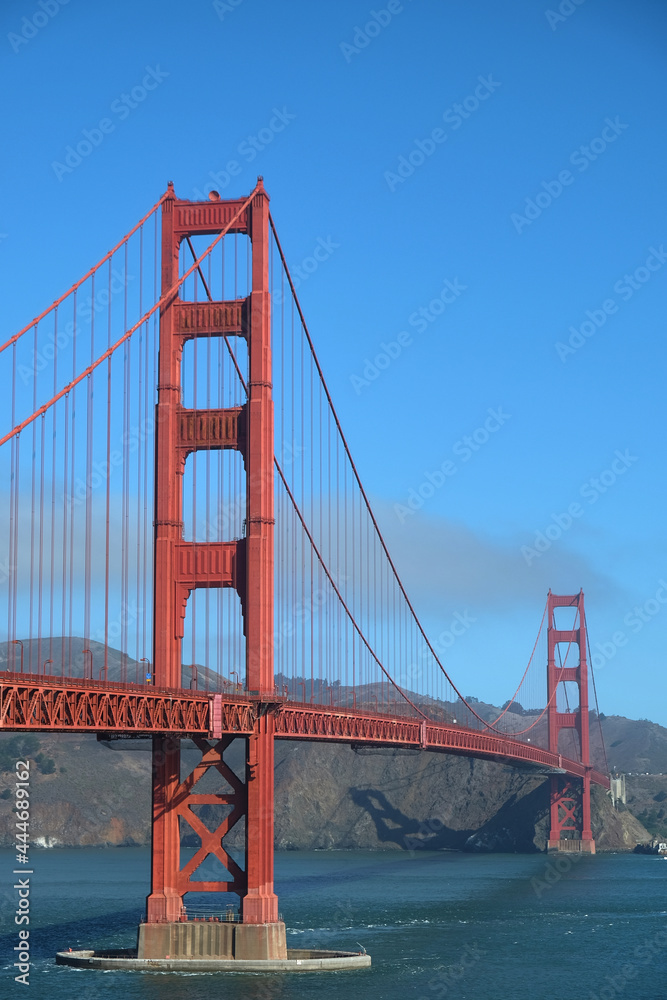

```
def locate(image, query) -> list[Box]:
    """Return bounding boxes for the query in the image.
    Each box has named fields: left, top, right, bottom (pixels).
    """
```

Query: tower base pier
left=55, top=944, right=370, bottom=973
left=547, top=838, right=596, bottom=854
left=137, top=919, right=287, bottom=961
left=57, top=918, right=372, bottom=971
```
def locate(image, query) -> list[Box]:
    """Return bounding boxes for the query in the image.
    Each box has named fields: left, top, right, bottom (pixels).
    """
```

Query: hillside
left=623, top=775, right=667, bottom=842
left=1, top=638, right=663, bottom=853
left=599, top=715, right=667, bottom=774
left=0, top=728, right=651, bottom=854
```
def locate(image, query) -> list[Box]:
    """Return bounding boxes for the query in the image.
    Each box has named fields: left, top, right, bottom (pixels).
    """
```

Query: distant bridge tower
left=140, top=180, right=285, bottom=960
left=546, top=590, right=595, bottom=854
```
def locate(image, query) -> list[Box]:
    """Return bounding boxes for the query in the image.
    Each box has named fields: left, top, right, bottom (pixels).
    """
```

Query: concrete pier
left=547, top=838, right=596, bottom=853
left=56, top=947, right=371, bottom=973
left=137, top=919, right=287, bottom=960
left=55, top=917, right=370, bottom=972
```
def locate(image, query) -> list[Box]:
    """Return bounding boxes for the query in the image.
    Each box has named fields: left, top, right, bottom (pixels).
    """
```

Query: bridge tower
left=139, top=181, right=285, bottom=960
left=546, top=590, right=595, bottom=854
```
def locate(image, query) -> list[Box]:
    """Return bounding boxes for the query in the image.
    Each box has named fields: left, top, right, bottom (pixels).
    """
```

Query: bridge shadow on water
left=0, top=908, right=141, bottom=959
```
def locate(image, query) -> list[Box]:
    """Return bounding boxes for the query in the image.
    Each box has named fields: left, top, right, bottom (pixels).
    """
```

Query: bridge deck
left=0, top=673, right=609, bottom=789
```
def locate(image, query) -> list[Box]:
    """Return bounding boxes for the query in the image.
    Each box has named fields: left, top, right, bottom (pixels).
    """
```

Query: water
left=2, top=847, right=666, bottom=999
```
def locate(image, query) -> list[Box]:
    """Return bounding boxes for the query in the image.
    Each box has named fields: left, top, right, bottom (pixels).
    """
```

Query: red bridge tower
left=546, top=591, right=595, bottom=854
left=139, top=180, right=286, bottom=960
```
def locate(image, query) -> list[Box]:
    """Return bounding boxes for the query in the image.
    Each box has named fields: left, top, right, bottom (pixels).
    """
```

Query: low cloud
left=373, top=501, right=620, bottom=616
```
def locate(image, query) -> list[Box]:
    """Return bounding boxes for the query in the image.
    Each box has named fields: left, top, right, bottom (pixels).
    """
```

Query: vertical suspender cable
left=29, top=325, right=38, bottom=672
left=61, top=395, right=68, bottom=675
left=136, top=228, right=144, bottom=667
left=121, top=246, right=129, bottom=681
left=205, top=248, right=211, bottom=680
left=192, top=251, right=198, bottom=686
left=84, top=276, right=94, bottom=661
left=49, top=309, right=58, bottom=670
left=13, top=433, right=20, bottom=662
left=104, top=261, right=112, bottom=681
left=8, top=343, right=16, bottom=661
left=37, top=413, right=45, bottom=673
left=68, top=295, right=77, bottom=676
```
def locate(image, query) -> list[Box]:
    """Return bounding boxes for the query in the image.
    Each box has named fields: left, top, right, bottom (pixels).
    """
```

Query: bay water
left=2, top=847, right=666, bottom=999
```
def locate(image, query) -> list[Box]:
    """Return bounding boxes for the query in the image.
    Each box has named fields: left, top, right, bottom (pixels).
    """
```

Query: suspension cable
left=0, top=195, right=166, bottom=355
left=188, top=234, right=426, bottom=719
left=587, top=628, right=610, bottom=773
left=269, top=211, right=549, bottom=733
left=0, top=187, right=259, bottom=447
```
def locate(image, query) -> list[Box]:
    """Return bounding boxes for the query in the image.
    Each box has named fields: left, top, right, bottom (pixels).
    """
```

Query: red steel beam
left=0, top=674, right=609, bottom=789
left=0, top=673, right=253, bottom=735
left=272, top=705, right=610, bottom=788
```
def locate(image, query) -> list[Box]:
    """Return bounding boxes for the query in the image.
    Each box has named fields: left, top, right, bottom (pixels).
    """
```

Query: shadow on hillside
left=350, top=786, right=472, bottom=851
left=461, top=781, right=549, bottom=852
left=352, top=778, right=551, bottom=853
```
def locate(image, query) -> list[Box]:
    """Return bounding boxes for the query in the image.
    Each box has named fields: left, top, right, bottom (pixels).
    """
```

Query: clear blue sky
left=1, top=0, right=665, bottom=722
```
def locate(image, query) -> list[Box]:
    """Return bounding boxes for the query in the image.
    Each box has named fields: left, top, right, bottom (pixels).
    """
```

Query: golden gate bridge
left=0, top=180, right=609, bottom=967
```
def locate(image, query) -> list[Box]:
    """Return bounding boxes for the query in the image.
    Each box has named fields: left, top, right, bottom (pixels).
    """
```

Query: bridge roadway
left=0, top=672, right=610, bottom=789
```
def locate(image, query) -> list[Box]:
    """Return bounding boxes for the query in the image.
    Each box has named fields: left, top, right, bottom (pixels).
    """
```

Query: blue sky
left=1, top=0, right=666, bottom=722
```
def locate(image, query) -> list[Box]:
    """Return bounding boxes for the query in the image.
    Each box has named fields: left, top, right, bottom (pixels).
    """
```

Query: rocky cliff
left=0, top=728, right=651, bottom=853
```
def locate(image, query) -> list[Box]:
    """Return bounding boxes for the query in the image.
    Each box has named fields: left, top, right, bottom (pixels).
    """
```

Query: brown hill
left=1, top=640, right=662, bottom=853
left=0, top=729, right=650, bottom=854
